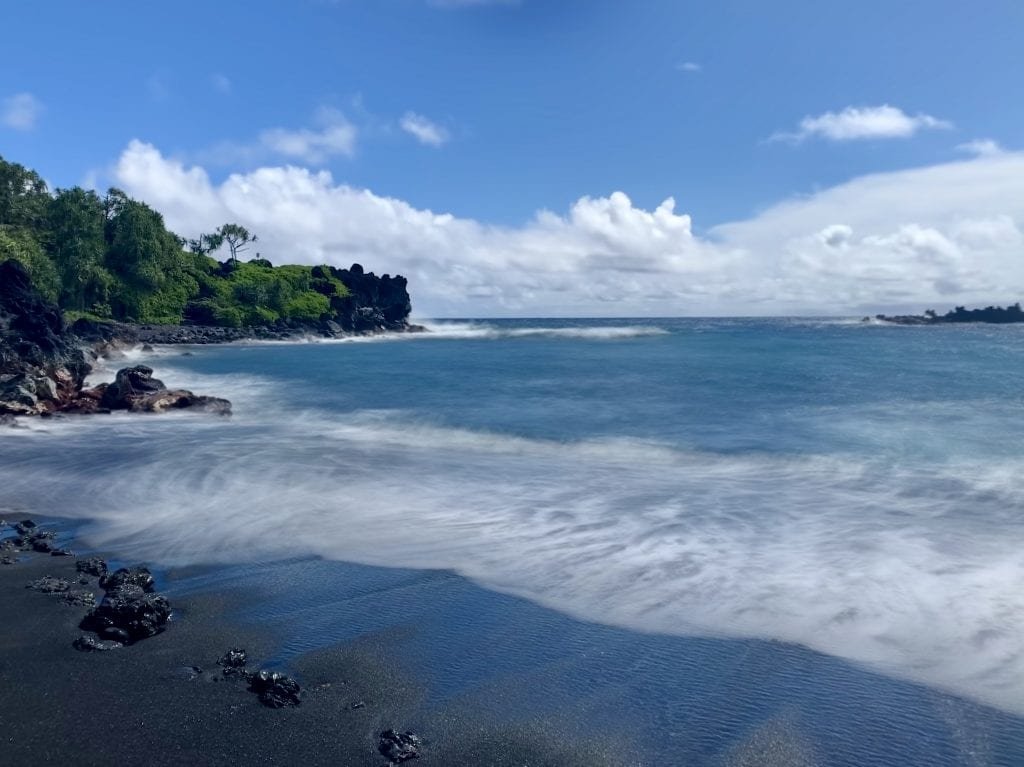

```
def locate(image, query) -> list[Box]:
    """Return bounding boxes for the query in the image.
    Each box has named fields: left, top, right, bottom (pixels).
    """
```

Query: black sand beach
left=0, top=520, right=626, bottom=766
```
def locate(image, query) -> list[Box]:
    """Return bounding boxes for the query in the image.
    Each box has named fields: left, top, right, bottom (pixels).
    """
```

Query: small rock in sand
left=378, top=730, right=421, bottom=763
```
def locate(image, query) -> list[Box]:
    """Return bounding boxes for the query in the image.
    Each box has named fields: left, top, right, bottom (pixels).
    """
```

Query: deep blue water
left=2, top=317, right=1024, bottom=765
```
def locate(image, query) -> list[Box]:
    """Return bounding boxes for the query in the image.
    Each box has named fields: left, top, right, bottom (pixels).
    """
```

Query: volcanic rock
left=80, top=585, right=171, bottom=642
left=378, top=730, right=421, bottom=763
left=76, top=557, right=108, bottom=577
left=247, top=670, right=302, bottom=708
left=99, top=566, right=155, bottom=593
left=73, top=634, right=123, bottom=652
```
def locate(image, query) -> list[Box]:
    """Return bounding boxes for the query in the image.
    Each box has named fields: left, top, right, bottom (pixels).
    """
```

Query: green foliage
left=0, top=227, right=60, bottom=301
left=0, top=155, right=50, bottom=232
left=0, top=153, right=363, bottom=329
left=285, top=291, right=331, bottom=321
left=47, top=187, right=110, bottom=311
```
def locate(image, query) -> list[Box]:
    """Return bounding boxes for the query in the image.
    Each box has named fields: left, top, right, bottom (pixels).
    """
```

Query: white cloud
left=260, top=107, right=357, bottom=162
left=114, top=140, right=1024, bottom=317
left=771, top=104, right=952, bottom=143
left=197, top=108, right=357, bottom=166
left=676, top=62, right=702, bottom=73
left=2, top=93, right=43, bottom=131
left=211, top=73, right=232, bottom=94
left=956, top=138, right=1003, bottom=157
left=400, top=112, right=450, bottom=147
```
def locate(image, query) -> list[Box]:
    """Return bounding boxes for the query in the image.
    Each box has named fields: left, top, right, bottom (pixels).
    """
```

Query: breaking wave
left=2, top=387, right=1024, bottom=715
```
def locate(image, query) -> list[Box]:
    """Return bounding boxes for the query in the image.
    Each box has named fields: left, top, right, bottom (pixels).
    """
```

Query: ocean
left=2, top=317, right=1024, bottom=765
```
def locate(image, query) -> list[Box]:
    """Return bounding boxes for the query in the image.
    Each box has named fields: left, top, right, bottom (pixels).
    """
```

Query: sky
left=2, top=0, right=1023, bottom=317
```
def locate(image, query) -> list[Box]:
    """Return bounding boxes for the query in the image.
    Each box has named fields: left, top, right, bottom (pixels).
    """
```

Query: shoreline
left=0, top=515, right=627, bottom=766
left=5, top=514, right=1023, bottom=766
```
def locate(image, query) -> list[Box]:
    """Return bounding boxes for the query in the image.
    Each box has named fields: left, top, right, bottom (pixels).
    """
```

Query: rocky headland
left=0, top=258, right=421, bottom=419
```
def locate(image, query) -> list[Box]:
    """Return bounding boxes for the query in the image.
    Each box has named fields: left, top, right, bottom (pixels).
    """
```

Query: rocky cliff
left=0, top=259, right=230, bottom=417
left=0, top=260, right=90, bottom=415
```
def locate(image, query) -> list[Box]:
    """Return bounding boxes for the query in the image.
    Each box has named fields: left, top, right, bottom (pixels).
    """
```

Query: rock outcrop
left=96, top=366, right=231, bottom=415
left=319, top=263, right=414, bottom=333
left=0, top=259, right=232, bottom=418
left=0, top=260, right=89, bottom=415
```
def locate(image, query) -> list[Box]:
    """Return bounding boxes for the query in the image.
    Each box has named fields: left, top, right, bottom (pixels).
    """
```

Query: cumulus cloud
left=400, top=112, right=450, bottom=147
left=113, top=140, right=1024, bottom=317
left=771, top=104, right=952, bottom=143
left=676, top=62, right=702, bottom=73
left=956, top=138, right=1004, bottom=157
left=2, top=93, right=43, bottom=131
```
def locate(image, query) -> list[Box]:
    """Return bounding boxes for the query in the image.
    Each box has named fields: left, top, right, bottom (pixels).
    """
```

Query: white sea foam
left=416, top=321, right=670, bottom=340
left=2, top=397, right=1024, bottom=716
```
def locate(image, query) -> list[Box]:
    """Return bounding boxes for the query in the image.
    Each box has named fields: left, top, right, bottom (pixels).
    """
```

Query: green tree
left=188, top=230, right=224, bottom=257
left=0, top=155, right=49, bottom=234
left=0, top=228, right=60, bottom=302
left=215, top=223, right=256, bottom=264
left=105, top=198, right=198, bottom=321
left=47, top=187, right=111, bottom=312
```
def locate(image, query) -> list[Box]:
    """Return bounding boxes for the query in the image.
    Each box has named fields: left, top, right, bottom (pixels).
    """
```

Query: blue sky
left=3, top=0, right=1024, bottom=316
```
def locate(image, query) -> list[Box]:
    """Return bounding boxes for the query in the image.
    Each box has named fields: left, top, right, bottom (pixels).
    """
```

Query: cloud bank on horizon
left=115, top=140, right=1024, bottom=318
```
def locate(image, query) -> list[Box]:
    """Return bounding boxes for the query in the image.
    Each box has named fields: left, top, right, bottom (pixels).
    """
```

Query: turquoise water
left=2, top=318, right=1024, bottom=764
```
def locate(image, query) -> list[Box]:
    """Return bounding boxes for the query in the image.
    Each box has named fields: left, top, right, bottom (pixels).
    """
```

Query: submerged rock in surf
left=97, top=365, right=231, bottom=415
left=99, top=365, right=166, bottom=409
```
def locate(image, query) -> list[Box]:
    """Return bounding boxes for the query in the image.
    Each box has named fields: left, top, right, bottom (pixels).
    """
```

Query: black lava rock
left=76, top=557, right=108, bottom=577
left=73, top=634, right=123, bottom=652
left=378, top=730, right=421, bottom=763
left=248, top=670, right=302, bottom=708
left=80, top=585, right=171, bottom=642
left=59, top=590, right=97, bottom=608
left=27, top=576, right=71, bottom=593
left=99, top=566, right=155, bottom=594
left=217, top=648, right=248, bottom=670
left=99, top=365, right=166, bottom=409
left=100, top=626, right=131, bottom=643
left=0, top=260, right=90, bottom=415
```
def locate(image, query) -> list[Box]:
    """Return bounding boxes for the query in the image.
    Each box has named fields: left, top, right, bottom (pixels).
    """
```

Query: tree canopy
left=0, top=153, right=352, bottom=326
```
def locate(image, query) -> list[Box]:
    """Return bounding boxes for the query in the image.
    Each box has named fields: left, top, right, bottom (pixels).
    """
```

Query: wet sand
left=0, top=528, right=627, bottom=766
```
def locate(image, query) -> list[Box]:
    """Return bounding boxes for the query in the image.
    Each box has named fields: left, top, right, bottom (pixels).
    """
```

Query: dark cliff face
left=0, top=259, right=90, bottom=414
left=315, top=263, right=413, bottom=333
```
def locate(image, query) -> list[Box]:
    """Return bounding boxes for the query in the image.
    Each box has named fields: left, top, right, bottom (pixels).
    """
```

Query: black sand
left=0, top=542, right=629, bottom=766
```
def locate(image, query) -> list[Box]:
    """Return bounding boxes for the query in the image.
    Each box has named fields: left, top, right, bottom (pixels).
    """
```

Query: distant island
left=0, top=153, right=412, bottom=335
left=870, top=304, right=1024, bottom=325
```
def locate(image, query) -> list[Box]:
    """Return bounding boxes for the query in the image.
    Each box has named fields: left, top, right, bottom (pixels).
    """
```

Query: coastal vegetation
left=0, top=154, right=408, bottom=330
left=873, top=304, right=1024, bottom=325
